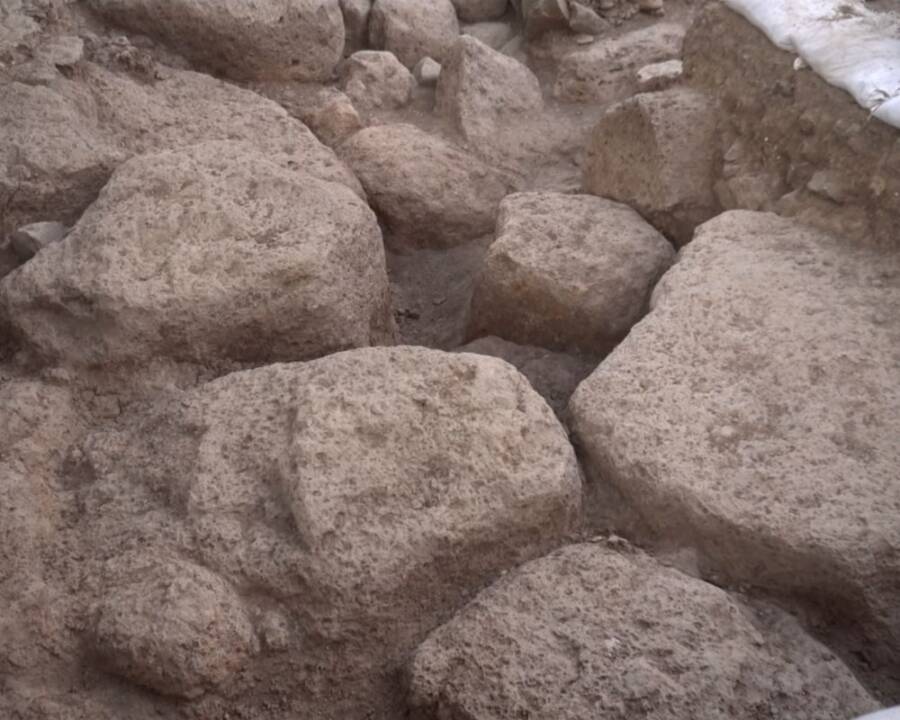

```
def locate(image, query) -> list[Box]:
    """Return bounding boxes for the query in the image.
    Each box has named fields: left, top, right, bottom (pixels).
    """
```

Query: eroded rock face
left=584, top=88, right=720, bottom=245
left=76, top=346, right=582, bottom=717
left=569, top=211, right=900, bottom=670
left=93, top=558, right=256, bottom=699
left=437, top=35, right=543, bottom=148
left=86, top=0, right=345, bottom=81
left=685, top=1, right=900, bottom=251
left=555, top=22, right=685, bottom=102
left=408, top=542, right=878, bottom=720
left=340, top=124, right=516, bottom=249
left=468, top=192, right=674, bottom=356
left=1, top=141, right=395, bottom=368
left=369, top=0, right=460, bottom=68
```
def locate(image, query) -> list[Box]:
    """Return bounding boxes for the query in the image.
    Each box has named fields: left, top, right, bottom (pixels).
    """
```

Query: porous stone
left=584, top=87, right=720, bottom=245
left=0, top=141, right=395, bottom=367
left=94, top=558, right=256, bottom=699
left=369, top=0, right=460, bottom=68
left=340, top=124, right=516, bottom=249
left=408, top=543, right=878, bottom=720
left=569, top=210, right=900, bottom=670
left=86, top=0, right=345, bottom=81
left=340, top=50, right=415, bottom=111
left=468, top=192, right=674, bottom=355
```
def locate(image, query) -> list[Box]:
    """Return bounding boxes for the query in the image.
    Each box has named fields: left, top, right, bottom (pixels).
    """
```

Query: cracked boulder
left=340, top=124, right=516, bottom=249
left=86, top=0, right=345, bottom=81
left=0, top=140, right=395, bottom=368
left=468, top=192, right=674, bottom=356
left=570, top=210, right=900, bottom=670
left=407, top=542, right=877, bottom=720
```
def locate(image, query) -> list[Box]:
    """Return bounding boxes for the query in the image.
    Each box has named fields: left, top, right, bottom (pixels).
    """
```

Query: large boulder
left=569, top=211, right=900, bottom=670
left=0, top=141, right=395, bottom=368
left=584, top=88, right=720, bottom=245
left=86, top=0, right=345, bottom=81
left=1, top=64, right=363, bottom=236
left=369, top=0, right=460, bottom=68
left=555, top=22, right=686, bottom=102
left=340, top=124, right=516, bottom=249
left=73, top=346, right=582, bottom=717
left=408, top=542, right=878, bottom=720
left=436, top=35, right=543, bottom=148
left=468, top=192, right=674, bottom=356
left=339, top=50, right=415, bottom=111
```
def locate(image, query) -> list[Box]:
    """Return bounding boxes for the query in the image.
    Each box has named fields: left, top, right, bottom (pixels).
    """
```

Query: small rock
left=307, top=90, right=364, bottom=147
left=414, top=56, right=442, bottom=85
left=94, top=558, right=256, bottom=699
left=340, top=50, right=415, bottom=111
left=636, top=57, right=682, bottom=91
left=369, top=0, right=460, bottom=68
left=9, top=221, right=67, bottom=262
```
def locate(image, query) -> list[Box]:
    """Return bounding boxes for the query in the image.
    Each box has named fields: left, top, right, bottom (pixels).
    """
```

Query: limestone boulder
left=555, top=22, right=685, bottom=102
left=408, top=543, right=878, bottom=720
left=437, top=35, right=543, bottom=147
left=86, top=0, right=345, bottom=81
left=340, top=50, right=415, bottom=111
left=0, top=141, right=395, bottom=367
left=77, top=346, right=582, bottom=716
left=340, top=124, right=516, bottom=249
left=369, top=0, right=460, bottom=68
left=569, top=211, right=900, bottom=669
left=468, top=192, right=674, bottom=356
left=584, top=88, right=719, bottom=245
left=93, top=558, right=256, bottom=699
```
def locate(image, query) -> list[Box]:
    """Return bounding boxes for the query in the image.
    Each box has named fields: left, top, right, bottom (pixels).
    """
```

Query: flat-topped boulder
left=408, top=542, right=877, bottom=720
left=86, top=0, right=344, bottom=81
left=0, top=141, right=395, bottom=368
left=468, top=192, right=674, bottom=356
left=569, top=210, right=900, bottom=669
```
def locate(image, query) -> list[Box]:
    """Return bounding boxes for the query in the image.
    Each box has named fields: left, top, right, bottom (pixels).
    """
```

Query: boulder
left=340, top=0, right=373, bottom=54
left=0, top=80, right=124, bottom=236
left=77, top=346, right=582, bottom=716
left=369, top=0, right=460, bottom=68
left=555, top=22, right=685, bottom=102
left=569, top=210, right=900, bottom=669
left=583, top=88, right=719, bottom=245
left=468, top=192, right=674, bottom=356
left=461, top=21, right=515, bottom=49
left=451, top=0, right=508, bottom=22
left=457, top=336, right=593, bottom=416
left=86, top=0, right=345, bottom=81
left=340, top=124, right=516, bottom=249
left=408, top=542, right=878, bottom=720
left=0, top=141, right=396, bottom=367
left=437, top=35, right=543, bottom=147
left=340, top=50, right=415, bottom=111
left=93, top=558, right=256, bottom=699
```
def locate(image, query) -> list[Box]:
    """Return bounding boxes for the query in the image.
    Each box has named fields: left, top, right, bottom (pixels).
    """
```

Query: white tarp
left=722, top=0, right=900, bottom=129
